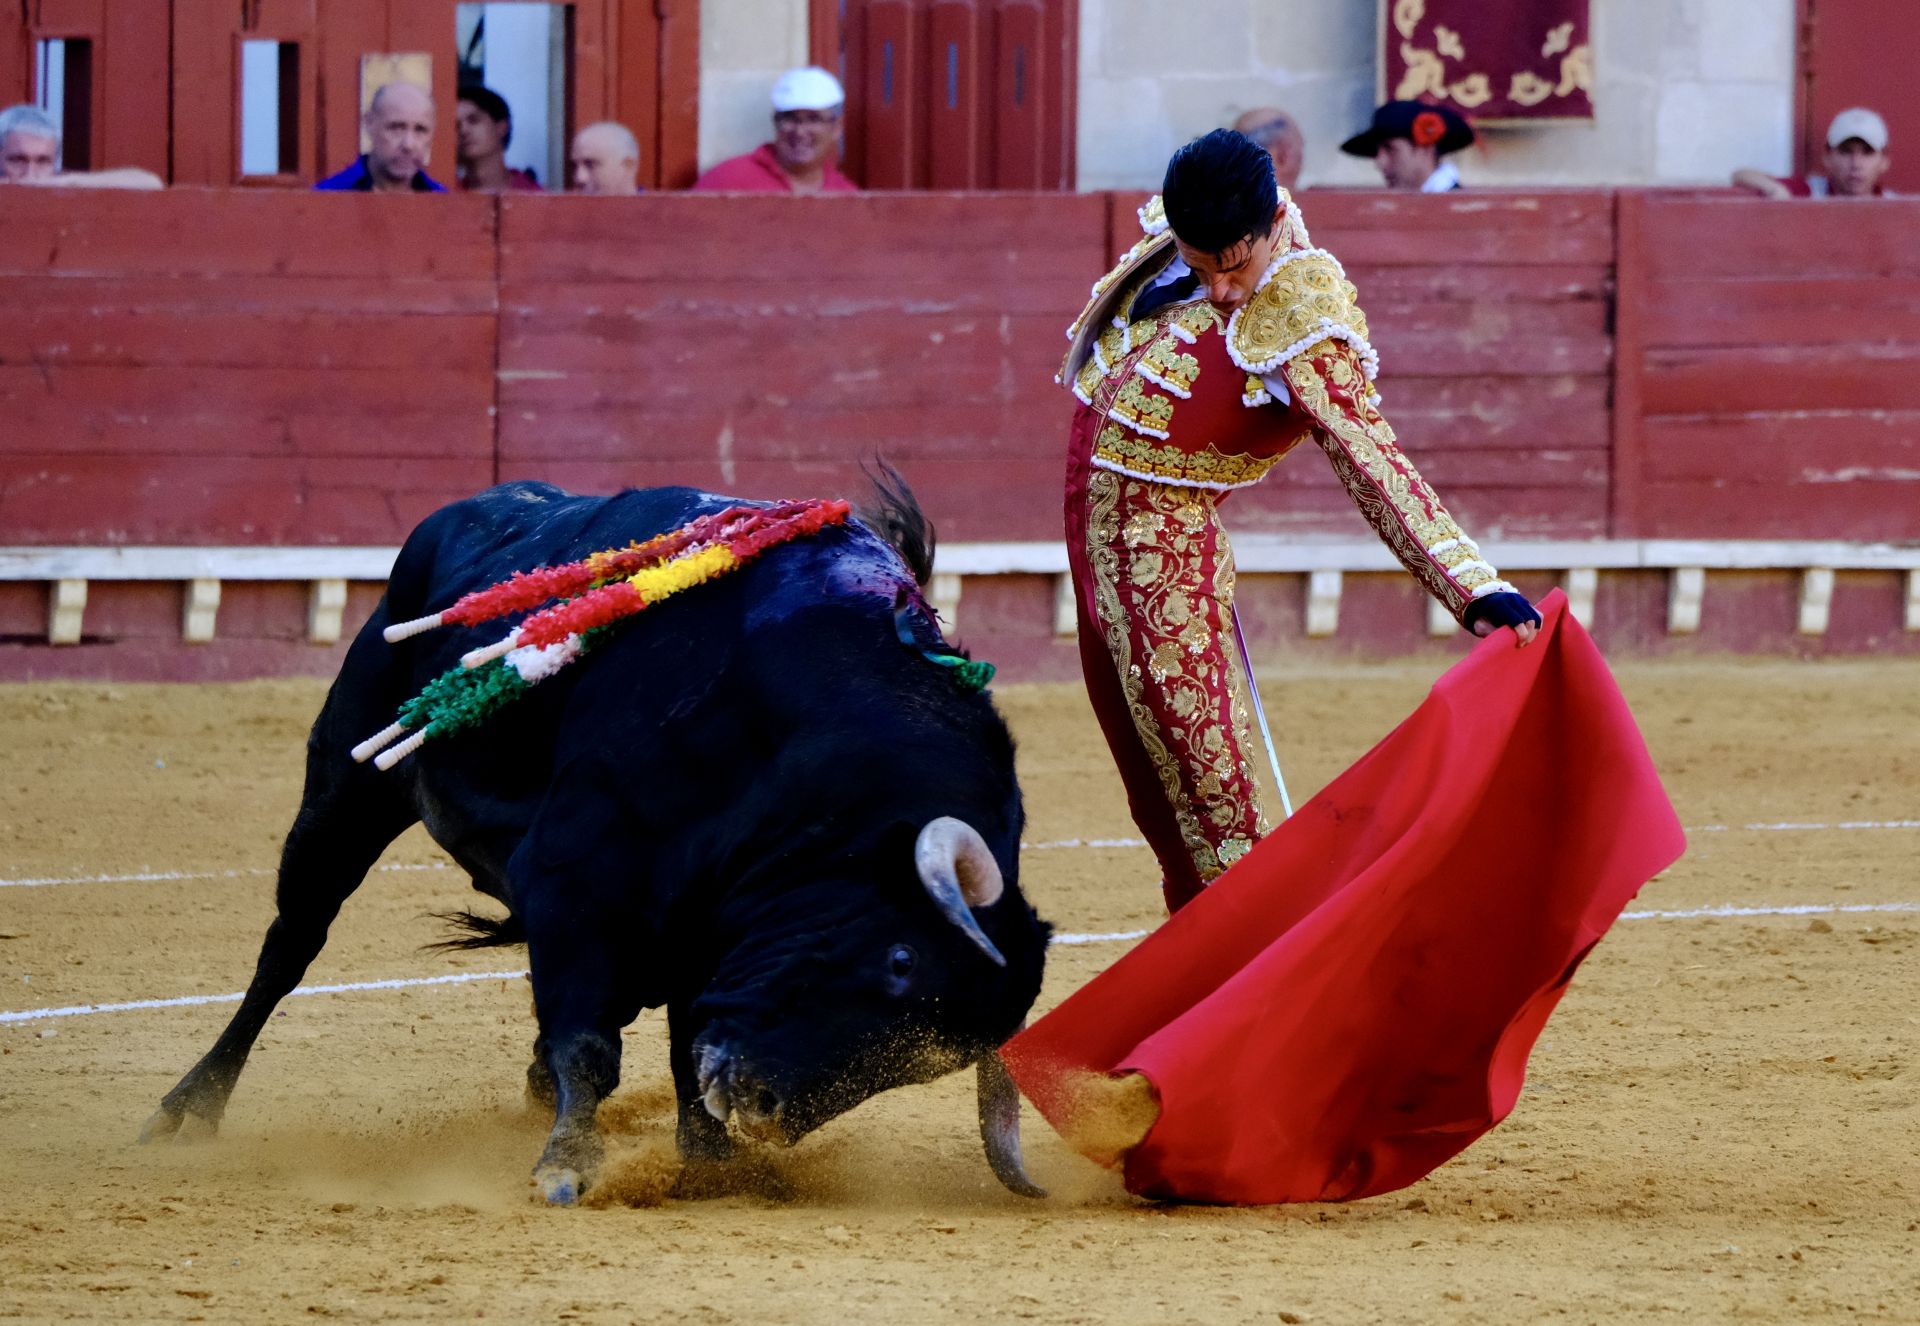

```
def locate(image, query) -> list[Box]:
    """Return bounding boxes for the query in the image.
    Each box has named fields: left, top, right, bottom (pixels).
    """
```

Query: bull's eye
left=885, top=944, right=918, bottom=993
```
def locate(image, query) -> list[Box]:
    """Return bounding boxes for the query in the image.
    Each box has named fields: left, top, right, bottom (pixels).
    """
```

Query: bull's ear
left=915, top=817, right=1007, bottom=965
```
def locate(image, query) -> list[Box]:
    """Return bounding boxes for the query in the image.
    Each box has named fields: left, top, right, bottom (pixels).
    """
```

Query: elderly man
left=1735, top=107, right=1895, bottom=198
left=569, top=121, right=643, bottom=195
left=0, top=103, right=160, bottom=187
left=1340, top=99, right=1474, bottom=191
left=316, top=82, right=446, bottom=192
left=692, top=66, right=857, bottom=194
left=1231, top=106, right=1304, bottom=192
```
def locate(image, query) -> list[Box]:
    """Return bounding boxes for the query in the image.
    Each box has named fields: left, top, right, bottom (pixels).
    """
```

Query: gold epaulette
left=1059, top=196, right=1177, bottom=388
left=1225, top=249, right=1377, bottom=380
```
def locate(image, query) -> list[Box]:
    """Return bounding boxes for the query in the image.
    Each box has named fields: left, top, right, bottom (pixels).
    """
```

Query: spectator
left=692, top=66, right=857, bottom=195
left=570, top=121, right=642, bottom=195
left=456, top=84, right=540, bottom=192
left=316, top=82, right=445, bottom=192
left=1340, top=99, right=1473, bottom=191
left=0, top=103, right=161, bottom=188
left=1231, top=106, right=1304, bottom=192
left=1734, top=108, right=1894, bottom=198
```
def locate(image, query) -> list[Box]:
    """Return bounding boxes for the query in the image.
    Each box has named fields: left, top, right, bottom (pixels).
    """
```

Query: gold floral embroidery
left=1083, top=470, right=1267, bottom=883
left=1111, top=375, right=1176, bottom=438
left=1139, top=335, right=1201, bottom=396
left=1284, top=339, right=1503, bottom=619
left=1092, top=423, right=1285, bottom=490
left=1229, top=251, right=1371, bottom=373
left=1170, top=301, right=1224, bottom=344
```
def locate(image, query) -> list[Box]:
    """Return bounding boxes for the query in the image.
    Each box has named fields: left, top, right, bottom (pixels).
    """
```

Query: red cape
left=1003, top=592, right=1685, bottom=1204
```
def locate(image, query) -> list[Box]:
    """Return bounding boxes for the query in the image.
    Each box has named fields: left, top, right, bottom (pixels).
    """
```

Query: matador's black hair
left=1161, top=129, right=1278, bottom=256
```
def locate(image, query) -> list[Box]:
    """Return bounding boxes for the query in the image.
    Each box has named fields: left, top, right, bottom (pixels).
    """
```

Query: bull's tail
left=859, top=460, right=935, bottom=587
left=425, top=908, right=527, bottom=951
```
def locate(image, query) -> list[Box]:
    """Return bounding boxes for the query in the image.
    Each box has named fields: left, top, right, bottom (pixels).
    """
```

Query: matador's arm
left=1281, top=338, right=1524, bottom=626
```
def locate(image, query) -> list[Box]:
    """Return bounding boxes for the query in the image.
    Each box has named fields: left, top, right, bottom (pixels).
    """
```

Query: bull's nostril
left=754, top=1087, right=780, bottom=1119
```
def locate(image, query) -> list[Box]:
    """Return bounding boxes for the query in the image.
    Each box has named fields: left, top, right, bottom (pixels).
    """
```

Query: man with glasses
left=693, top=66, right=858, bottom=194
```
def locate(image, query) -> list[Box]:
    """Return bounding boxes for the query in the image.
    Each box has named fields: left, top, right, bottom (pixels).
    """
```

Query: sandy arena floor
left=0, top=657, right=1915, bottom=1324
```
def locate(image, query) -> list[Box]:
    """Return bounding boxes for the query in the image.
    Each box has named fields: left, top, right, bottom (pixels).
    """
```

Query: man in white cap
left=692, top=66, right=858, bottom=194
left=1734, top=107, right=1894, bottom=198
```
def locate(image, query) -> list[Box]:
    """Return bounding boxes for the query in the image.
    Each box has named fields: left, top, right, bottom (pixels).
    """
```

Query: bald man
left=1232, top=106, right=1304, bottom=192
left=316, top=82, right=447, bottom=192
left=570, top=121, right=642, bottom=195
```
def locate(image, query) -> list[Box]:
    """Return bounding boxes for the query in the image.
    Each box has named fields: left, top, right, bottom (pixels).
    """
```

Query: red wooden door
left=1799, top=0, right=1920, bottom=193
left=814, top=0, right=1076, bottom=190
left=8, top=0, right=171, bottom=178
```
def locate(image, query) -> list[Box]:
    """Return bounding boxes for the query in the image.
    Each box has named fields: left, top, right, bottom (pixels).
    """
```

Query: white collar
left=1420, top=160, right=1461, bottom=193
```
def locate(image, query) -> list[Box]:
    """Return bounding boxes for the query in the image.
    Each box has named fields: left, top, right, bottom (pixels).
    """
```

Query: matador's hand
left=1465, top=592, right=1542, bottom=647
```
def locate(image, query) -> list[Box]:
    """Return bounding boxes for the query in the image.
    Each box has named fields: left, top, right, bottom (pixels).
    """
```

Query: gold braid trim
left=1227, top=250, right=1376, bottom=377
left=1283, top=340, right=1506, bottom=621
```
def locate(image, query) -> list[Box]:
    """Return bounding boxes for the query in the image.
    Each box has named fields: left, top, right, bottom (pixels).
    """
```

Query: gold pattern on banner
left=1396, top=42, right=1448, bottom=100
left=1387, top=4, right=1591, bottom=118
left=1092, top=424, right=1287, bottom=489
left=1085, top=470, right=1265, bottom=882
left=1557, top=45, right=1592, bottom=96
left=1449, top=73, right=1491, bottom=108
left=1284, top=340, right=1500, bottom=619
left=1229, top=252, right=1370, bottom=372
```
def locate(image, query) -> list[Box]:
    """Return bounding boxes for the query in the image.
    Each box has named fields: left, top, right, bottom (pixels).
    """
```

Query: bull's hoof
left=138, top=1105, right=220, bottom=1144
left=535, top=1166, right=583, bottom=1206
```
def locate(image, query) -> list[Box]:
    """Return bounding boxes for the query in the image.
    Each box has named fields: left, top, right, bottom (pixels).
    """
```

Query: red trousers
left=1064, top=405, right=1268, bottom=910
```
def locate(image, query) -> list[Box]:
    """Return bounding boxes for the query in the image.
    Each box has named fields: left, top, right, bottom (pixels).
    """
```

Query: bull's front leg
left=530, top=1028, right=619, bottom=1205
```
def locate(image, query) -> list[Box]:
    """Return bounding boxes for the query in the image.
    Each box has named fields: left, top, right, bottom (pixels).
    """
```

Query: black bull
left=142, top=481, right=1053, bottom=1202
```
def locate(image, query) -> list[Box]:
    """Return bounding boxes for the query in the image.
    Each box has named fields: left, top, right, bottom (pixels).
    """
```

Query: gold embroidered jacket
left=1060, top=193, right=1516, bottom=623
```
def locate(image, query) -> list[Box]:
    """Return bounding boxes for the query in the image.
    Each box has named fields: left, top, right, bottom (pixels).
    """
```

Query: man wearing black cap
left=1059, top=129, right=1538, bottom=913
left=1341, top=99, right=1474, bottom=191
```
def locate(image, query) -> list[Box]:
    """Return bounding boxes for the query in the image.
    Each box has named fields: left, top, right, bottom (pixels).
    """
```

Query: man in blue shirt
left=315, top=82, right=446, bottom=192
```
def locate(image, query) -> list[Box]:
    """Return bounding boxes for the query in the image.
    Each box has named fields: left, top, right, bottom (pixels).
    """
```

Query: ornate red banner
left=1380, top=0, right=1593, bottom=122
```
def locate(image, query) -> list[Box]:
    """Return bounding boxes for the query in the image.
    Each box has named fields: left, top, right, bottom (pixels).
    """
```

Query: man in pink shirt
left=693, top=67, right=859, bottom=194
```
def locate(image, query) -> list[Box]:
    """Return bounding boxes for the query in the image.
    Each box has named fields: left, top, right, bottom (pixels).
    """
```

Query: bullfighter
left=1060, top=129, right=1540, bottom=912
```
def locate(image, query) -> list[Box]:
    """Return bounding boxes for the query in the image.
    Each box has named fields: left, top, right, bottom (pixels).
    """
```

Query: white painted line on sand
left=0, top=862, right=452, bottom=889
left=3, top=819, right=1915, bottom=890
left=0, top=969, right=528, bottom=1025
left=5, top=901, right=1913, bottom=1026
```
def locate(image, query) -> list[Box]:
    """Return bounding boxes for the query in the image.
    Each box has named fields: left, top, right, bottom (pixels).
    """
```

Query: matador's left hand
left=1465, top=592, right=1542, bottom=647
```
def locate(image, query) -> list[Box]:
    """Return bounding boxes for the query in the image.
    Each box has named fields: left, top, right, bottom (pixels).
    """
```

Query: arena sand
left=0, top=659, right=1915, bottom=1324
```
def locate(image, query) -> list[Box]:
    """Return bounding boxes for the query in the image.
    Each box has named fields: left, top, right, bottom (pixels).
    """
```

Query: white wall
left=1076, top=0, right=1798, bottom=190
left=698, top=0, right=811, bottom=171
left=693, top=0, right=1799, bottom=189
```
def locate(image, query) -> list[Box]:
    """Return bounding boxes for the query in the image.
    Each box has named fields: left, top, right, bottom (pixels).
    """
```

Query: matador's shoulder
left=1224, top=193, right=1378, bottom=384
left=1058, top=197, right=1178, bottom=385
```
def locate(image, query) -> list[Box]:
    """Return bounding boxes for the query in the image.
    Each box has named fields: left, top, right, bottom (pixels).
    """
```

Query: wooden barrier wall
left=2, top=187, right=1918, bottom=676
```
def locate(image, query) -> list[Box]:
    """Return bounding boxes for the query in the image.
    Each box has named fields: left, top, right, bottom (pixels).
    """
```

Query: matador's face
left=1172, top=205, right=1286, bottom=313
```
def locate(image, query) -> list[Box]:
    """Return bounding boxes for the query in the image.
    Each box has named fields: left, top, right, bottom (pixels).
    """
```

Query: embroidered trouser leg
left=1070, top=466, right=1268, bottom=910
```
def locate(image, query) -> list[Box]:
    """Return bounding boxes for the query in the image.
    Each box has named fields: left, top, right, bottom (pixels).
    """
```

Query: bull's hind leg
left=141, top=740, right=415, bottom=1142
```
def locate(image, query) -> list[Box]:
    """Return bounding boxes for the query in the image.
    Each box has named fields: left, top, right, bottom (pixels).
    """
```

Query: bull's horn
left=977, top=1047, right=1046, bottom=1198
left=915, top=817, right=1007, bottom=967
